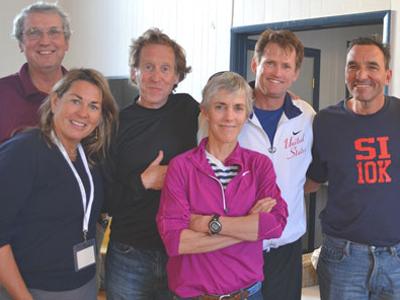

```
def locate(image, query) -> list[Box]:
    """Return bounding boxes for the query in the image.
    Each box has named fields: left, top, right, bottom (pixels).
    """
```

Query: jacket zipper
left=207, top=174, right=228, bottom=214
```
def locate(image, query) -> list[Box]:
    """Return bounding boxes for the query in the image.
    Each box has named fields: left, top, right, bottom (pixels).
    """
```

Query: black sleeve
left=306, top=113, right=328, bottom=183
left=101, top=133, right=147, bottom=215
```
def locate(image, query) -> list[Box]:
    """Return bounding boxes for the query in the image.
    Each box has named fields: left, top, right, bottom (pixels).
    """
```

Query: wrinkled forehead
left=137, top=43, right=177, bottom=72
left=206, top=88, right=247, bottom=108
left=346, top=44, right=385, bottom=65
left=24, top=12, right=63, bottom=29
left=213, top=88, right=245, bottom=98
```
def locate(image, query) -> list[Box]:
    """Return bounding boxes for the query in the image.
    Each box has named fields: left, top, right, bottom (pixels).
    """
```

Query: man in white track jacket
left=238, top=29, right=315, bottom=300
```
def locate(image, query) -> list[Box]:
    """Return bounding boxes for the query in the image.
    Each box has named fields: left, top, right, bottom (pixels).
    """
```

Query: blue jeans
left=173, top=282, right=263, bottom=300
left=317, top=234, right=400, bottom=300
left=105, top=240, right=172, bottom=300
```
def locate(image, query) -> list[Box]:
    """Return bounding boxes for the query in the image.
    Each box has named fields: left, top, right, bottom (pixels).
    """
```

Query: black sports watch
left=208, top=215, right=222, bottom=235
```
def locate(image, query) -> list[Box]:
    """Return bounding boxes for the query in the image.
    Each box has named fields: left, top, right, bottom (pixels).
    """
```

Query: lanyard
left=52, top=133, right=95, bottom=241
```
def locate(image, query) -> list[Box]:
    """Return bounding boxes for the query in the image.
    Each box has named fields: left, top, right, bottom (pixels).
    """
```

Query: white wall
left=0, top=0, right=232, bottom=101
left=233, top=0, right=391, bottom=25
left=122, top=0, right=233, bottom=101
left=233, top=0, right=399, bottom=97
left=390, top=0, right=400, bottom=96
left=60, top=0, right=134, bottom=77
left=1, top=0, right=399, bottom=99
left=0, top=0, right=50, bottom=75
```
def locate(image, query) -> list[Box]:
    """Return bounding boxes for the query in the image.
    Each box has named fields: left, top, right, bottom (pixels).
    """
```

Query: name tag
left=73, top=239, right=96, bottom=272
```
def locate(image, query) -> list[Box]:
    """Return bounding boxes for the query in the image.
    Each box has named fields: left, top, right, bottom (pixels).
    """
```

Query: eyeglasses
left=23, top=27, right=64, bottom=41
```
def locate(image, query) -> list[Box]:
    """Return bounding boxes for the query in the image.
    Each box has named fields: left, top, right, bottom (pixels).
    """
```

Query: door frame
left=303, top=47, right=321, bottom=111
left=229, top=10, right=391, bottom=252
left=230, top=10, right=391, bottom=82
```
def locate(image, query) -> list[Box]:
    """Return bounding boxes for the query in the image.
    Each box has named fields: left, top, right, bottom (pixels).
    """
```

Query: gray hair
left=201, top=71, right=253, bottom=117
left=12, top=1, right=71, bottom=43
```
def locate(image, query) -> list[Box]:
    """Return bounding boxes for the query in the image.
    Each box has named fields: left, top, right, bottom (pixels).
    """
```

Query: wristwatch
left=208, top=215, right=222, bottom=235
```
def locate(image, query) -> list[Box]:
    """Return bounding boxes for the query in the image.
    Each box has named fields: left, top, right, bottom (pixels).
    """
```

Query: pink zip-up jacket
left=157, top=138, right=288, bottom=297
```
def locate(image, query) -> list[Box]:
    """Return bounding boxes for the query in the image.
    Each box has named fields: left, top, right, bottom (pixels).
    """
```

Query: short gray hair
left=13, top=1, right=71, bottom=43
left=201, top=71, right=253, bottom=117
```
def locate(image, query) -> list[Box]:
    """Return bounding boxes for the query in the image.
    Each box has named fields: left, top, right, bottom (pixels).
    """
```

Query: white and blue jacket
left=238, top=93, right=315, bottom=250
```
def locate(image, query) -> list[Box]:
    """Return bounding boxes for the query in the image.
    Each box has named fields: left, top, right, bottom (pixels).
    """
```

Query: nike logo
left=292, top=130, right=302, bottom=135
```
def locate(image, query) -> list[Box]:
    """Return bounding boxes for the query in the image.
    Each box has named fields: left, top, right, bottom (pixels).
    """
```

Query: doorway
left=245, top=40, right=320, bottom=110
left=230, top=10, right=391, bottom=253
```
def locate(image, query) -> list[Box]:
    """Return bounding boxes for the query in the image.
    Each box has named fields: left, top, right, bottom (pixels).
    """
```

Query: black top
left=307, top=96, right=400, bottom=246
left=104, top=93, right=199, bottom=250
left=0, top=129, right=103, bottom=290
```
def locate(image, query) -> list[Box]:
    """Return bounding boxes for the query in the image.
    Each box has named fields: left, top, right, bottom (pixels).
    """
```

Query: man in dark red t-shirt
left=0, top=2, right=70, bottom=144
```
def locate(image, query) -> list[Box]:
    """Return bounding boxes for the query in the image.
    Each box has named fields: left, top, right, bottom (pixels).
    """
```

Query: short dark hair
left=129, top=28, right=191, bottom=86
left=347, top=37, right=391, bottom=70
left=254, top=29, right=304, bottom=71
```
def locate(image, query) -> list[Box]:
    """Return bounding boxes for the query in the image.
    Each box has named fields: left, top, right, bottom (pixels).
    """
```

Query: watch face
left=209, top=220, right=221, bottom=234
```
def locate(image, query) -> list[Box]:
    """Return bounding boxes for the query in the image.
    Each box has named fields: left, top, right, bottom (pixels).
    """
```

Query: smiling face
left=20, top=12, right=69, bottom=74
left=345, top=44, right=391, bottom=108
left=132, top=43, right=179, bottom=109
left=51, top=80, right=102, bottom=153
left=252, top=42, right=299, bottom=108
left=203, top=89, right=248, bottom=147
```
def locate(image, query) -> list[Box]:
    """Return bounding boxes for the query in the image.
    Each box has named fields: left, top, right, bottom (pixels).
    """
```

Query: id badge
left=73, top=238, right=96, bottom=272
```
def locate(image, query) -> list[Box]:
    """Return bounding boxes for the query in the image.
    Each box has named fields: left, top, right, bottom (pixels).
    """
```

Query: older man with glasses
left=0, top=1, right=70, bottom=144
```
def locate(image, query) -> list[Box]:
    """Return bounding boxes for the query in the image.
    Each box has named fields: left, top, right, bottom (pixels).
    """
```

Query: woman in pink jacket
left=157, top=71, right=288, bottom=299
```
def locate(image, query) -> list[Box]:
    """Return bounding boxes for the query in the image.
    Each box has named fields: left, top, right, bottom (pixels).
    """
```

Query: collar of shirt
left=18, top=63, right=67, bottom=100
